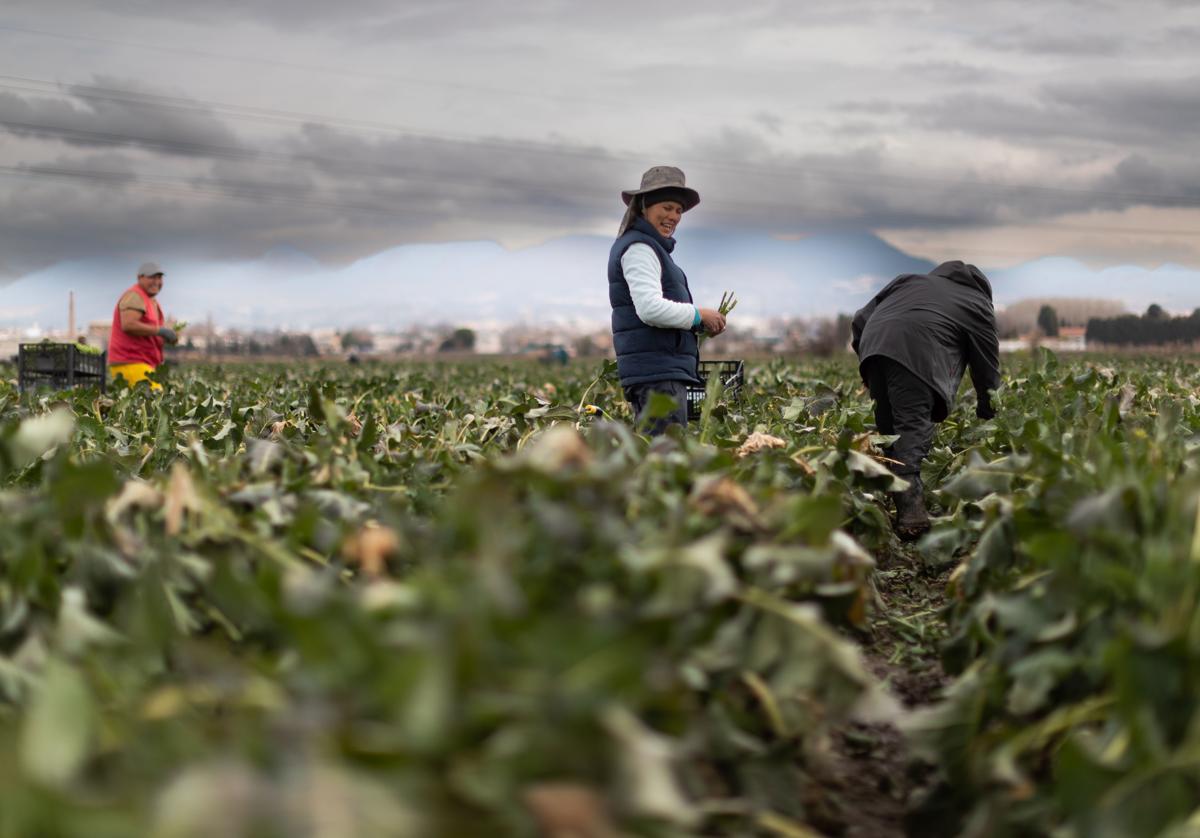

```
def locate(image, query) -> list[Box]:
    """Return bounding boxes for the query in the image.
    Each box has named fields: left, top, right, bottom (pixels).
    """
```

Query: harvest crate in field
left=687, top=358, right=744, bottom=419
left=18, top=342, right=107, bottom=393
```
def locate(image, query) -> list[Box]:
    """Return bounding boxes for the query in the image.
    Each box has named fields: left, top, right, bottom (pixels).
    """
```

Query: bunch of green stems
left=700, top=291, right=737, bottom=343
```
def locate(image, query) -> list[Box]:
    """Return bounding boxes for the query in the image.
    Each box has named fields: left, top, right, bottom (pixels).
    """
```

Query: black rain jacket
left=851, top=261, right=1001, bottom=420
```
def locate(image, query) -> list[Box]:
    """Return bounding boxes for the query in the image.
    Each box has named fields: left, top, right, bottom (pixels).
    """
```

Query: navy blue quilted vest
left=608, top=218, right=700, bottom=387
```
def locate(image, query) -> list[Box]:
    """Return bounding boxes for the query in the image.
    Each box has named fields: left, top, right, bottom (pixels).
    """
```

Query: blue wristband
left=692, top=307, right=702, bottom=329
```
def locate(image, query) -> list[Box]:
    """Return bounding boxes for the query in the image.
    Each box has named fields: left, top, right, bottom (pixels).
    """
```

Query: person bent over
left=608, top=166, right=727, bottom=435
left=851, top=261, right=1000, bottom=541
left=108, top=261, right=179, bottom=390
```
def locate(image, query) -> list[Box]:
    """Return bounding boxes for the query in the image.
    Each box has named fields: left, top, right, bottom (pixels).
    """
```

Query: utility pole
left=68, top=291, right=76, bottom=341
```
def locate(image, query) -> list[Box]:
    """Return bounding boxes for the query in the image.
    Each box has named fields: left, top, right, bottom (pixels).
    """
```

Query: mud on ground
left=799, top=547, right=952, bottom=837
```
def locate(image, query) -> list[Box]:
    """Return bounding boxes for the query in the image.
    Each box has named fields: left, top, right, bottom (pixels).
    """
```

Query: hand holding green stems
left=699, top=291, right=737, bottom=343
left=718, top=291, right=738, bottom=317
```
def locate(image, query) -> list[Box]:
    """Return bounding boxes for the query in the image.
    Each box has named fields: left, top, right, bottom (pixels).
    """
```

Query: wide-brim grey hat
left=618, top=166, right=700, bottom=235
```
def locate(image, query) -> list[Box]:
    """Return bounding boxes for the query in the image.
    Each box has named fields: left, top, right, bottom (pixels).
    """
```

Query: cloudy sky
left=1, top=0, right=1199, bottom=289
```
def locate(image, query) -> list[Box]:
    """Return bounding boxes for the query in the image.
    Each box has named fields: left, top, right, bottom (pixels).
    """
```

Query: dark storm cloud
left=0, top=151, right=204, bottom=269
left=681, top=131, right=1046, bottom=232
left=1097, top=155, right=1200, bottom=204
left=906, top=94, right=1084, bottom=144
left=907, top=75, right=1200, bottom=150
left=0, top=79, right=242, bottom=157
left=0, top=81, right=632, bottom=276
left=677, top=126, right=1200, bottom=235
left=279, top=122, right=623, bottom=221
left=0, top=146, right=425, bottom=274
left=1046, top=77, right=1200, bottom=142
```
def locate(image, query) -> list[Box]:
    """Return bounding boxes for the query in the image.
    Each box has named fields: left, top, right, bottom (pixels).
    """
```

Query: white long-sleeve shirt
left=620, top=243, right=699, bottom=330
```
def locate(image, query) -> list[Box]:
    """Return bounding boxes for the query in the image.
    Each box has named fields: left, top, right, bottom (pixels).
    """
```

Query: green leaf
left=56, top=587, right=123, bottom=655
left=644, top=391, right=680, bottom=420
left=1007, top=649, right=1078, bottom=715
left=19, top=659, right=95, bottom=787
left=6, top=409, right=75, bottom=473
left=604, top=705, right=698, bottom=826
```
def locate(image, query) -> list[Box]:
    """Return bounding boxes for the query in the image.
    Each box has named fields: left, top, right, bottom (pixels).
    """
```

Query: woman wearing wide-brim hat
left=607, top=165, right=727, bottom=434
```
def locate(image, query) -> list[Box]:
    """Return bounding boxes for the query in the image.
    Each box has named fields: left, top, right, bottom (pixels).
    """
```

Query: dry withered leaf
left=851, top=431, right=877, bottom=453
left=164, top=462, right=203, bottom=536
left=791, top=454, right=816, bottom=476
left=111, top=527, right=142, bottom=559
left=106, top=480, right=164, bottom=521
left=106, top=479, right=165, bottom=558
left=521, top=426, right=593, bottom=472
left=737, top=432, right=786, bottom=458
left=345, top=412, right=364, bottom=437
left=522, top=783, right=619, bottom=838
left=691, top=475, right=763, bottom=531
left=342, top=523, right=401, bottom=578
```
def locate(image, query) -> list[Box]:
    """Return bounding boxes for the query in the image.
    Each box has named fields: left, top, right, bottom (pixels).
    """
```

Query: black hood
left=930, top=260, right=992, bottom=301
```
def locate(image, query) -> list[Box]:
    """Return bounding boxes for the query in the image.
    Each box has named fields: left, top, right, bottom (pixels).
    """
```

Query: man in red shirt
left=108, top=261, right=179, bottom=389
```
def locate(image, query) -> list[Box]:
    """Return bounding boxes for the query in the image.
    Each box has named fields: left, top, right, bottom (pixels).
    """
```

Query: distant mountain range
left=2, top=230, right=1197, bottom=330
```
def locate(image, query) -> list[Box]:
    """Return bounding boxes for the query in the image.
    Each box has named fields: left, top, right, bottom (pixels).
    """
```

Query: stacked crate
left=18, top=343, right=107, bottom=393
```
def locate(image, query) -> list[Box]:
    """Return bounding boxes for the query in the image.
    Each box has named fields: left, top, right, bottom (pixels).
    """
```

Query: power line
left=0, top=163, right=431, bottom=218
left=3, top=72, right=1200, bottom=210
left=0, top=75, right=651, bottom=171
left=0, top=23, right=621, bottom=108
left=0, top=116, right=616, bottom=202
left=0, top=74, right=601, bottom=148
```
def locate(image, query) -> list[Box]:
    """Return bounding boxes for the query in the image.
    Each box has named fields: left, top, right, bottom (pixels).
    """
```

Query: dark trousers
left=623, top=380, right=688, bottom=436
left=864, top=358, right=937, bottom=477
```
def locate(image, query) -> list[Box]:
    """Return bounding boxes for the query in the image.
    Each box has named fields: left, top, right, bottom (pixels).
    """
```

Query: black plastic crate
left=18, top=342, right=107, bottom=394
left=687, top=359, right=744, bottom=420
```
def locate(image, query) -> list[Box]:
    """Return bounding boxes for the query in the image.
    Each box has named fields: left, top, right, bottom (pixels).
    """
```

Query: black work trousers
left=624, top=379, right=688, bottom=436
left=864, top=358, right=938, bottom=477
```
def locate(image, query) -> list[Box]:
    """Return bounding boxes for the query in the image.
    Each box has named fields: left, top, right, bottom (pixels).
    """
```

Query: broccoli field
left=3, top=354, right=1200, bottom=837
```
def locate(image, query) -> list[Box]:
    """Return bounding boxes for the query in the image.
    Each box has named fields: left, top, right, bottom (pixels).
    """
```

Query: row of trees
left=997, top=297, right=1126, bottom=338
left=1037, top=305, right=1060, bottom=337
left=1085, top=304, right=1200, bottom=347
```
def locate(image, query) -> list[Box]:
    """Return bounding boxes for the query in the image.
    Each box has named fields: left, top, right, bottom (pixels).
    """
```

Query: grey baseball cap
left=137, top=261, right=165, bottom=277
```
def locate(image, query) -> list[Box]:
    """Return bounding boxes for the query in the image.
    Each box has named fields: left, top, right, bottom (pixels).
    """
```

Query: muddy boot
left=891, top=475, right=930, bottom=542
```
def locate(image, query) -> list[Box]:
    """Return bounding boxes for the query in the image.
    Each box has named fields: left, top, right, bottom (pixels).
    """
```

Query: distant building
left=1050, top=326, right=1087, bottom=351
left=86, top=320, right=110, bottom=350
left=1000, top=325, right=1088, bottom=353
